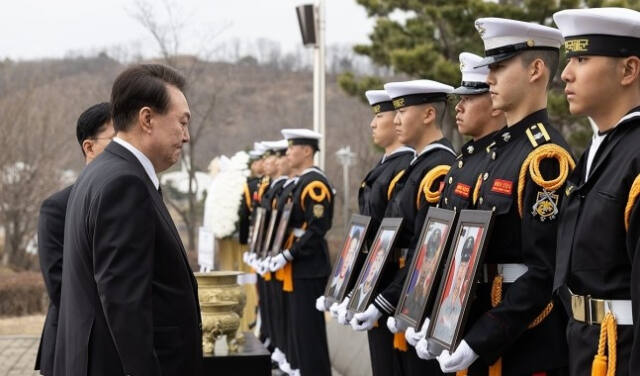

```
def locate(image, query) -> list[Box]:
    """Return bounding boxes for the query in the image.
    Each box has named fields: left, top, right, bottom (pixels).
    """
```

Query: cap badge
left=502, top=132, right=511, bottom=142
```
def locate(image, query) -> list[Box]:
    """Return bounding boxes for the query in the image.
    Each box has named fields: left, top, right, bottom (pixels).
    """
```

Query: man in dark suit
left=53, top=64, right=202, bottom=376
left=35, top=102, right=114, bottom=376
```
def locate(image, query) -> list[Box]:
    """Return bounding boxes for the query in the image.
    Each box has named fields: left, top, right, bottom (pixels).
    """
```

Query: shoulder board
left=516, top=143, right=576, bottom=217
left=625, top=173, right=640, bottom=231
left=525, top=123, right=552, bottom=148
left=301, top=180, right=332, bottom=210
left=417, top=165, right=450, bottom=209
left=387, top=170, right=406, bottom=201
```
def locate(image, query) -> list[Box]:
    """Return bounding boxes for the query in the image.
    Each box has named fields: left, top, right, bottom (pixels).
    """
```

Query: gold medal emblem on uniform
left=532, top=189, right=559, bottom=221
left=313, top=204, right=324, bottom=218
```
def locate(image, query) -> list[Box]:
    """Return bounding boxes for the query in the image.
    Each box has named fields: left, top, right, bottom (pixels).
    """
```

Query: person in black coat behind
left=53, top=64, right=202, bottom=376
left=35, top=102, right=114, bottom=376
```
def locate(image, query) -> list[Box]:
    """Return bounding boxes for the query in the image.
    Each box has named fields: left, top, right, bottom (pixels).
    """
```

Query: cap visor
left=474, top=52, right=518, bottom=68
left=452, top=86, right=489, bottom=95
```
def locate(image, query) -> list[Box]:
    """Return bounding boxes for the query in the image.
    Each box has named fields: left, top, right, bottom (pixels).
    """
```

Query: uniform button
left=458, top=161, right=463, bottom=168
left=478, top=197, right=484, bottom=205
left=453, top=206, right=457, bottom=211
left=483, top=172, right=489, bottom=181
left=492, top=206, right=496, bottom=211
left=448, top=177, right=453, bottom=184
left=491, top=152, right=497, bottom=160
left=444, top=197, right=448, bottom=205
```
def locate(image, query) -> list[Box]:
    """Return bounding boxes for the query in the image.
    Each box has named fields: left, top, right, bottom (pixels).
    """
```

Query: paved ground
left=0, top=336, right=40, bottom=376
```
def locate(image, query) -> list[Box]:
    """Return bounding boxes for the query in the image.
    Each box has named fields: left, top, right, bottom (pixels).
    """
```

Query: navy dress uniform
left=371, top=80, right=456, bottom=375
left=238, top=147, right=264, bottom=245
left=359, top=89, right=414, bottom=376
left=278, top=129, right=334, bottom=376
left=451, top=18, right=573, bottom=375
left=258, top=139, right=290, bottom=368
left=553, top=8, right=640, bottom=375
left=440, top=52, right=499, bottom=212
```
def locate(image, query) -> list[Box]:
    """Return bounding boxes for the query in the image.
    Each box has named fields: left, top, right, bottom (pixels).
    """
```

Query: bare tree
left=130, top=0, right=229, bottom=254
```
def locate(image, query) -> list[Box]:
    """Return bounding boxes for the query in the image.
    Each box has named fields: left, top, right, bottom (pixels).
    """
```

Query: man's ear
left=529, top=58, right=546, bottom=84
left=423, top=105, right=436, bottom=125
left=620, top=56, right=640, bottom=87
left=139, top=107, right=153, bottom=134
left=82, top=139, right=93, bottom=156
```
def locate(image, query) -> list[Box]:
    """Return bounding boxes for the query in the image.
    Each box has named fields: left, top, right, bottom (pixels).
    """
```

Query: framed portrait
left=323, top=214, right=372, bottom=308
left=270, top=202, right=294, bottom=256
left=394, top=208, right=458, bottom=331
left=249, top=207, right=267, bottom=254
left=260, top=209, right=279, bottom=258
left=347, top=218, right=403, bottom=316
left=427, top=209, right=494, bottom=352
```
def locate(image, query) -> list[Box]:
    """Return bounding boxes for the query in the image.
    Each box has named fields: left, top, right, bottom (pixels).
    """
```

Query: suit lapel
left=106, top=143, right=195, bottom=279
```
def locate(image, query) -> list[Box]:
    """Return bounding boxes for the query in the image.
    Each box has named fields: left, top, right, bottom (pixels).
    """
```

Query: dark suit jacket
left=35, top=185, right=72, bottom=376
left=53, top=142, right=202, bottom=376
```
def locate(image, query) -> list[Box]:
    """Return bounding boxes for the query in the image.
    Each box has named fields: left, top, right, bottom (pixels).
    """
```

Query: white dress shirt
left=113, top=137, right=159, bottom=189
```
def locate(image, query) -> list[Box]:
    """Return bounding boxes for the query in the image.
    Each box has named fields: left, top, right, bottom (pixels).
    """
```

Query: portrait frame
left=346, top=217, right=403, bottom=316
left=248, top=207, right=266, bottom=254
left=323, top=214, right=372, bottom=308
left=427, top=209, right=494, bottom=352
left=260, top=209, right=279, bottom=258
left=394, top=207, right=458, bottom=331
left=269, top=202, right=294, bottom=256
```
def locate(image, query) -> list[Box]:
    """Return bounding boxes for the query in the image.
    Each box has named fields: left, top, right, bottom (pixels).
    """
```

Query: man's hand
left=350, top=304, right=382, bottom=331
left=437, top=340, right=478, bottom=372
left=386, top=316, right=399, bottom=333
left=315, top=295, right=327, bottom=312
left=269, top=254, right=287, bottom=272
left=405, top=317, right=430, bottom=347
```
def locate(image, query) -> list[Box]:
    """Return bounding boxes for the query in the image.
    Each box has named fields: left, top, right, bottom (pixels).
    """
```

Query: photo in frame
left=394, top=208, right=457, bottom=331
left=427, top=209, right=494, bottom=352
left=323, top=214, right=372, bottom=307
left=270, top=202, right=293, bottom=256
left=249, top=207, right=266, bottom=254
left=347, top=218, right=403, bottom=316
left=260, top=209, right=279, bottom=258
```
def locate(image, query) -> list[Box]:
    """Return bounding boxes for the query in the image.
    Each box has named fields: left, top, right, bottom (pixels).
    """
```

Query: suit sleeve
left=37, top=197, right=66, bottom=308
left=465, top=157, right=563, bottom=363
left=91, top=175, right=161, bottom=376
left=287, top=182, right=333, bottom=260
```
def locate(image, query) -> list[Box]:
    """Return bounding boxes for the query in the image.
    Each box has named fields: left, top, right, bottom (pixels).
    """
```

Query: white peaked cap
left=474, top=17, right=563, bottom=67
left=365, top=90, right=391, bottom=105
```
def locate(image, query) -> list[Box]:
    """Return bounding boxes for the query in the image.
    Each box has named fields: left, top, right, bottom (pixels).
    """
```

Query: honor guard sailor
left=432, top=17, right=573, bottom=375
left=553, top=7, right=640, bottom=375
left=324, top=89, right=414, bottom=376
left=413, top=52, right=506, bottom=359
left=351, top=79, right=456, bottom=375
left=239, top=143, right=266, bottom=245
left=269, top=128, right=333, bottom=376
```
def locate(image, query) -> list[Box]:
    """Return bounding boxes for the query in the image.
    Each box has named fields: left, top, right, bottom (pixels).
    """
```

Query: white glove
left=405, top=318, right=430, bottom=347
left=315, top=295, right=327, bottom=312
left=386, top=316, right=399, bottom=333
left=335, top=298, right=351, bottom=324
left=248, top=252, right=257, bottom=264
left=416, top=337, right=440, bottom=360
left=242, top=251, right=250, bottom=264
left=350, top=304, right=382, bottom=331
left=258, top=257, right=271, bottom=276
left=437, top=340, right=479, bottom=372
left=269, top=254, right=287, bottom=272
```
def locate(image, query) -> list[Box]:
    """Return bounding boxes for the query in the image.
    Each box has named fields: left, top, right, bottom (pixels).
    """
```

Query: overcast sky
left=0, top=0, right=376, bottom=60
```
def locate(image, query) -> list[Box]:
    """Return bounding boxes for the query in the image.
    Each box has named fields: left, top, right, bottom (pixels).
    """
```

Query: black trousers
left=256, top=277, right=272, bottom=350
left=567, top=318, right=633, bottom=376
left=367, top=317, right=395, bottom=376
left=394, top=346, right=444, bottom=376
left=289, top=277, right=331, bottom=376
left=270, top=279, right=289, bottom=356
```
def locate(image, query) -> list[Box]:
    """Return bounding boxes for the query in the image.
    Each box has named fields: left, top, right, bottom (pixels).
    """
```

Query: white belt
left=482, top=263, right=528, bottom=283
left=499, top=263, right=528, bottom=283
left=292, top=228, right=306, bottom=237
left=569, top=289, right=633, bottom=325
